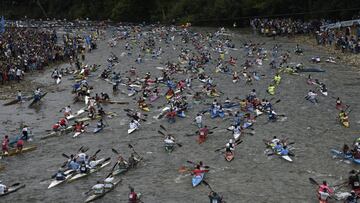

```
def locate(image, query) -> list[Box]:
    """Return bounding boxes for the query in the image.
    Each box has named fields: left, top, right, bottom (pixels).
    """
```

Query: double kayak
left=265, top=143, right=293, bottom=162
left=68, top=158, right=111, bottom=182
left=0, top=183, right=25, bottom=197
left=0, top=146, right=37, bottom=157
left=330, top=149, right=360, bottom=164
left=192, top=173, right=205, bottom=187
left=84, top=178, right=122, bottom=203
left=41, top=126, right=74, bottom=140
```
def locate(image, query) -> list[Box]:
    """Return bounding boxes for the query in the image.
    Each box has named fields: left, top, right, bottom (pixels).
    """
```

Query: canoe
left=41, top=126, right=74, bottom=140
left=128, top=128, right=137, bottom=134
left=192, top=173, right=204, bottom=187
left=48, top=169, right=75, bottom=189
left=84, top=178, right=122, bottom=203
left=225, top=151, right=234, bottom=162
left=68, top=159, right=111, bottom=182
left=0, top=145, right=37, bottom=157
left=28, top=92, right=48, bottom=107
left=0, top=183, right=25, bottom=197
left=331, top=149, right=360, bottom=164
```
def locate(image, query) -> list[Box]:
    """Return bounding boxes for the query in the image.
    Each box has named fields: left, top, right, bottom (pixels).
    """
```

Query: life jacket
left=268, top=86, right=275, bottom=95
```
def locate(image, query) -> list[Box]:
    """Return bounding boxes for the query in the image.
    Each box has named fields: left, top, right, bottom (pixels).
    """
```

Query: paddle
left=112, top=148, right=120, bottom=155
left=62, top=153, right=70, bottom=159
left=186, top=160, right=210, bottom=169
left=214, top=140, right=243, bottom=152
left=160, top=125, right=167, bottom=132
left=10, top=183, right=20, bottom=187
left=309, top=177, right=319, bottom=186
left=202, top=180, right=214, bottom=191
left=90, top=149, right=101, bottom=159
left=128, top=144, right=142, bottom=160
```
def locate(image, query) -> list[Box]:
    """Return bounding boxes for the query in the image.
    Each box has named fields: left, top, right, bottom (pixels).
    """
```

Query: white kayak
left=73, top=130, right=84, bottom=138
left=68, top=159, right=111, bottom=182
left=56, top=75, right=62, bottom=84
left=85, top=96, right=89, bottom=105
left=320, top=90, right=328, bottom=96
left=281, top=155, right=293, bottom=162
left=48, top=169, right=74, bottom=189
left=128, top=128, right=137, bottom=134
left=66, top=108, right=86, bottom=120
left=233, top=132, right=241, bottom=140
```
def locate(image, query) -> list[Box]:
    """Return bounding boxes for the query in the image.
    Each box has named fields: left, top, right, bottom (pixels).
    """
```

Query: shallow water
left=0, top=27, right=359, bottom=203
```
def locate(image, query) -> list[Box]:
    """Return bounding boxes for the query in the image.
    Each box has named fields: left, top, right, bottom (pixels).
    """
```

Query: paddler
left=101, top=92, right=110, bottom=101
left=128, top=153, right=139, bottom=169
left=33, top=88, right=41, bottom=102
left=225, top=139, right=235, bottom=153
left=16, top=90, right=22, bottom=102
left=21, top=125, right=30, bottom=141
left=74, top=121, right=85, bottom=133
left=137, top=97, right=148, bottom=109
left=0, top=181, right=8, bottom=194
left=1, top=135, right=9, bottom=155
left=52, top=169, right=66, bottom=181
left=129, top=120, right=140, bottom=131
left=345, top=191, right=358, bottom=203
left=318, top=181, right=334, bottom=195
left=306, top=90, right=318, bottom=104
left=267, top=84, right=275, bottom=95
left=336, top=97, right=344, bottom=110
left=96, top=119, right=105, bottom=129
left=68, top=154, right=80, bottom=170
left=116, top=155, right=129, bottom=169
left=195, top=113, right=203, bottom=128
left=16, top=139, right=24, bottom=152
left=52, top=122, right=61, bottom=132
left=166, top=108, right=176, bottom=124
left=92, top=181, right=105, bottom=194
left=128, top=186, right=140, bottom=203
left=274, top=73, right=281, bottom=85
left=199, top=126, right=209, bottom=142
left=59, top=118, right=68, bottom=128
left=208, top=191, right=223, bottom=203
left=192, top=164, right=208, bottom=176
left=63, top=105, right=72, bottom=117
left=164, top=135, right=175, bottom=147
left=98, top=107, right=106, bottom=117
left=317, top=188, right=330, bottom=203
left=348, top=170, right=360, bottom=193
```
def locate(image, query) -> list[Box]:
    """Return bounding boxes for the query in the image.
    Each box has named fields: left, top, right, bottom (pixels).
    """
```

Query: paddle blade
left=128, top=144, right=134, bottom=149
left=111, top=148, right=119, bottom=155
left=178, top=166, right=188, bottom=173
left=62, top=153, right=69, bottom=159
left=160, top=125, right=167, bottom=131
left=309, top=177, right=319, bottom=186
left=158, top=130, right=166, bottom=136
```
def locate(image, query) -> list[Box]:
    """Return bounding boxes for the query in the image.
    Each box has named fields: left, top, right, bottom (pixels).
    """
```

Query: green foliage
left=1, top=0, right=360, bottom=25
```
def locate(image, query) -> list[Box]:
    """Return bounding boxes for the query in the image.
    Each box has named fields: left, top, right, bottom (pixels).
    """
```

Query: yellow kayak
left=0, top=145, right=37, bottom=157
left=342, top=121, right=349, bottom=128
left=165, top=94, right=173, bottom=100
left=140, top=106, right=150, bottom=112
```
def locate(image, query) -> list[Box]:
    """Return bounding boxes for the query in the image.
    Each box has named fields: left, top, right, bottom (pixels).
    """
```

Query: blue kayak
left=93, top=127, right=103, bottom=134
left=331, top=149, right=360, bottom=164
left=192, top=173, right=204, bottom=187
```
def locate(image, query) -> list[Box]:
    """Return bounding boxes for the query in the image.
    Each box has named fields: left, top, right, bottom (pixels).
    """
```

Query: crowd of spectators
left=251, top=18, right=360, bottom=54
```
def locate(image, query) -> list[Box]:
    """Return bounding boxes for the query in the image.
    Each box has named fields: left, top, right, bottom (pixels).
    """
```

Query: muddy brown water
left=0, top=27, right=359, bottom=203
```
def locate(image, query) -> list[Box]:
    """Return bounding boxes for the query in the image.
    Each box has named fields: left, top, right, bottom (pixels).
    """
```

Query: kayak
left=139, top=106, right=150, bottom=112
left=76, top=112, right=116, bottom=122
left=93, top=127, right=103, bottom=134
left=41, top=126, right=74, bottom=140
left=111, top=168, right=128, bottom=176
left=9, top=134, right=34, bottom=147
left=225, top=151, right=234, bottom=162
left=320, top=90, right=328, bottom=96
left=68, top=158, right=111, bottom=182
left=233, top=132, right=241, bottom=140
left=128, top=128, right=137, bottom=134
left=73, top=130, right=85, bottom=138
left=342, top=120, right=349, bottom=128
left=265, top=143, right=293, bottom=162
left=56, top=75, right=62, bottom=84
left=192, top=173, right=204, bottom=187
left=164, top=143, right=175, bottom=153
left=66, top=108, right=86, bottom=120
left=330, top=149, right=360, bottom=164
left=298, top=68, right=325, bottom=73
left=48, top=169, right=75, bottom=189
left=3, top=99, right=20, bottom=106
left=28, top=92, right=48, bottom=107
left=165, top=94, right=173, bottom=100
left=0, top=183, right=25, bottom=197
left=0, top=145, right=37, bottom=157
left=84, top=178, right=122, bottom=203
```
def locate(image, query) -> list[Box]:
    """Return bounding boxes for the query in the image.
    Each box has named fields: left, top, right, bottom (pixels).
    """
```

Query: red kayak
left=225, top=151, right=234, bottom=162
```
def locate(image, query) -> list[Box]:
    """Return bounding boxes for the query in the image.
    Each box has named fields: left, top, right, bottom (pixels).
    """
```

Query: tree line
left=1, top=0, right=359, bottom=26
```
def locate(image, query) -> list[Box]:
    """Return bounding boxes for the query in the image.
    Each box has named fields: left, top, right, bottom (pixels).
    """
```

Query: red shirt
left=59, top=118, right=67, bottom=126
left=199, top=128, right=209, bottom=136
left=166, top=111, right=176, bottom=118
left=52, top=124, right=60, bottom=130
left=128, top=192, right=138, bottom=202
left=193, top=169, right=208, bottom=176
left=2, top=138, right=9, bottom=151
left=16, top=139, right=24, bottom=147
